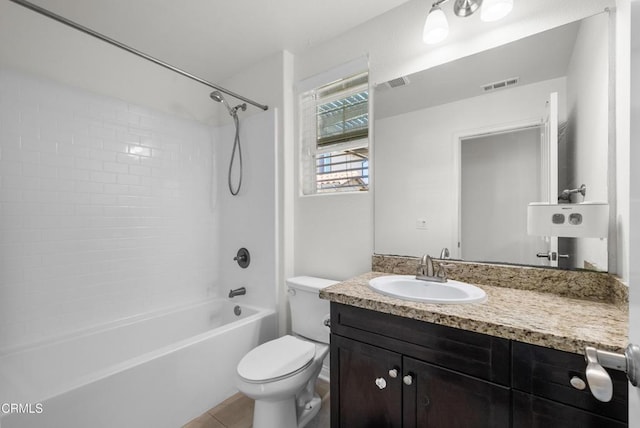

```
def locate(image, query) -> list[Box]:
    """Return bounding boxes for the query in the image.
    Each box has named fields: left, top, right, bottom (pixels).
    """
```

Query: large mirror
left=374, top=12, right=611, bottom=271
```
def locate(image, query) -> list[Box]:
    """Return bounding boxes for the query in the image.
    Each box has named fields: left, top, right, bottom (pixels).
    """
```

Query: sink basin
left=368, top=275, right=487, bottom=304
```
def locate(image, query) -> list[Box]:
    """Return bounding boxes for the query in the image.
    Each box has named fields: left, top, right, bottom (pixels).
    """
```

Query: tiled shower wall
left=0, top=69, right=218, bottom=350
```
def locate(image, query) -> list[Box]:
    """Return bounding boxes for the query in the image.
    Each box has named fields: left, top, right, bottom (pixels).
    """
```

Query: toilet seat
left=237, top=335, right=316, bottom=383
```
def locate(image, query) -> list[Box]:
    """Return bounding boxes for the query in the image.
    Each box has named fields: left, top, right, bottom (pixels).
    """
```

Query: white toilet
left=236, top=276, right=337, bottom=428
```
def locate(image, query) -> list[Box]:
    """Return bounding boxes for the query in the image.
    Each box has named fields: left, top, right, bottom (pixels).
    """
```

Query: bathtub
left=0, top=299, right=276, bottom=428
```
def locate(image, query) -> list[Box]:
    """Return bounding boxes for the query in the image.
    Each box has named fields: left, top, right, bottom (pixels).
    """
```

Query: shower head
left=210, top=90, right=233, bottom=116
left=210, top=91, right=246, bottom=116
left=210, top=90, right=224, bottom=103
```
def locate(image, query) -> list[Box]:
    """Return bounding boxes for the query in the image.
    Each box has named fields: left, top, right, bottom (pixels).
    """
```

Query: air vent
left=482, top=76, right=519, bottom=92
left=385, top=76, right=410, bottom=89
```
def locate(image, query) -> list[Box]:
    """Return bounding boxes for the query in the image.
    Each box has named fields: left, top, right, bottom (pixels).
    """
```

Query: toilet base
left=252, top=393, right=323, bottom=428
left=253, top=397, right=297, bottom=428
left=297, top=393, right=322, bottom=428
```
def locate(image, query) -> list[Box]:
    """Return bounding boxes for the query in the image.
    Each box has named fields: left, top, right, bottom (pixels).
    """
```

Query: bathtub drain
left=234, top=305, right=242, bottom=316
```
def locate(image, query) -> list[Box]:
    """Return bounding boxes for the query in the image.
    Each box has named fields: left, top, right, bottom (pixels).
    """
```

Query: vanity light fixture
left=481, top=0, right=514, bottom=22
left=423, top=0, right=514, bottom=44
left=423, top=4, right=449, bottom=44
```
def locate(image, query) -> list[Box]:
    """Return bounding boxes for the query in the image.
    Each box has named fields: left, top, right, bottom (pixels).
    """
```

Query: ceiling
left=21, top=0, right=413, bottom=83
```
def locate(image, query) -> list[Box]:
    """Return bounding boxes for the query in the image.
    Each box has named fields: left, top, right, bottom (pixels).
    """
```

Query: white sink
left=368, top=275, right=487, bottom=304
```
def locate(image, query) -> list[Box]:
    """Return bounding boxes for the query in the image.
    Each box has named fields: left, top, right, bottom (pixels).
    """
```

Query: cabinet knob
left=403, top=374, right=413, bottom=386
left=570, top=376, right=587, bottom=390
left=388, top=369, right=398, bottom=378
left=375, top=377, right=387, bottom=390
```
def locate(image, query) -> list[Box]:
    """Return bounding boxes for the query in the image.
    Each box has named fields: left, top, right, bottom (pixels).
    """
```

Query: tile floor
left=182, top=380, right=330, bottom=428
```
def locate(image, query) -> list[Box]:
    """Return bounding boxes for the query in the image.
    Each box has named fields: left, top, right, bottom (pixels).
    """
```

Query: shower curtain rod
left=8, top=0, right=269, bottom=111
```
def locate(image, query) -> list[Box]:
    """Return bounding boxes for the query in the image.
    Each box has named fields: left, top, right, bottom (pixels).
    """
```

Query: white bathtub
left=0, top=299, right=276, bottom=428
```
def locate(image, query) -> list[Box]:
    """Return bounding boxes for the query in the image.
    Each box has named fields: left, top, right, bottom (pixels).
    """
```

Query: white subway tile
left=0, top=160, right=22, bottom=176
left=3, top=174, right=39, bottom=190
left=73, top=135, right=103, bottom=149
left=74, top=157, right=103, bottom=171
left=20, top=136, right=57, bottom=153
left=103, top=183, right=129, bottom=194
left=0, top=70, right=226, bottom=348
left=116, top=152, right=140, bottom=165
left=40, top=152, right=74, bottom=168
left=90, top=171, right=117, bottom=184
left=102, top=140, right=128, bottom=154
left=103, top=161, right=129, bottom=174
left=86, top=149, right=116, bottom=163
left=75, top=181, right=105, bottom=194
left=57, top=141, right=89, bottom=158
left=128, top=145, right=151, bottom=157
left=117, top=174, right=140, bottom=185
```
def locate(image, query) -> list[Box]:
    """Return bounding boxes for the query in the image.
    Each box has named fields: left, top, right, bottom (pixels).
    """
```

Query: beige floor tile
left=208, top=394, right=254, bottom=428
left=187, top=379, right=331, bottom=428
left=182, top=412, right=226, bottom=428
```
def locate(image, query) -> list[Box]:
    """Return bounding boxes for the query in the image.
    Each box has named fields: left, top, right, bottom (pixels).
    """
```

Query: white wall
left=565, top=13, right=610, bottom=270
left=628, top=0, right=639, bottom=425
left=374, top=78, right=566, bottom=257
left=0, top=69, right=217, bottom=349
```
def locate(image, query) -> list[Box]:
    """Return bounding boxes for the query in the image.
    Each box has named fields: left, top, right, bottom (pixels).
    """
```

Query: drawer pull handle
left=403, top=374, right=413, bottom=386
left=584, top=344, right=640, bottom=402
left=388, top=369, right=398, bottom=378
left=585, top=347, right=614, bottom=402
left=569, top=376, right=587, bottom=390
left=375, top=377, right=387, bottom=389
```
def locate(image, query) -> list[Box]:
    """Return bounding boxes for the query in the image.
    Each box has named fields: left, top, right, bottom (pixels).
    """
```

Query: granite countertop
left=319, top=271, right=628, bottom=354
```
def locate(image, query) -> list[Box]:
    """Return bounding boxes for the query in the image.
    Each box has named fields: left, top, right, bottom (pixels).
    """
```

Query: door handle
left=583, top=344, right=640, bottom=402
left=536, top=251, right=569, bottom=261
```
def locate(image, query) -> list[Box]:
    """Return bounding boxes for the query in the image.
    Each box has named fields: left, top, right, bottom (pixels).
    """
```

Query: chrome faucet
left=228, top=287, right=246, bottom=298
left=416, top=255, right=447, bottom=283
left=440, top=247, right=450, bottom=259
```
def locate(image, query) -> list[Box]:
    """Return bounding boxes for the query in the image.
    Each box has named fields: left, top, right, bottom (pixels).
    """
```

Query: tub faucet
left=228, top=287, right=246, bottom=298
left=416, top=255, right=447, bottom=283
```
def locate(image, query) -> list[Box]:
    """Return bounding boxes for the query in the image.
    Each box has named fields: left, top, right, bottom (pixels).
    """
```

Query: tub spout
left=228, top=287, right=247, bottom=298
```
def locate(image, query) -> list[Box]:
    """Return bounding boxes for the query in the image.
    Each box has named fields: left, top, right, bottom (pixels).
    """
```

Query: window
left=300, top=72, right=369, bottom=194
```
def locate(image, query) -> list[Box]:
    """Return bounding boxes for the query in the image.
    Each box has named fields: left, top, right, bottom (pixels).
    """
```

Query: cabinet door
left=403, top=357, right=510, bottom=428
left=331, top=335, right=402, bottom=428
left=512, top=390, right=627, bottom=428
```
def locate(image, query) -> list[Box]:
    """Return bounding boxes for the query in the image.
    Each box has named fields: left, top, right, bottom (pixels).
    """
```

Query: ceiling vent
left=482, top=76, right=519, bottom=92
left=385, top=76, right=410, bottom=89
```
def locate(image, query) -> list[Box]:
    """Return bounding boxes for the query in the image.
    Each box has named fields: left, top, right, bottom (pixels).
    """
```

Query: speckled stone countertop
left=320, top=263, right=628, bottom=354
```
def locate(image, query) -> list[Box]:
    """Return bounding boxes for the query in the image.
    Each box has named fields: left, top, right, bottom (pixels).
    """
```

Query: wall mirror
left=374, top=12, right=612, bottom=271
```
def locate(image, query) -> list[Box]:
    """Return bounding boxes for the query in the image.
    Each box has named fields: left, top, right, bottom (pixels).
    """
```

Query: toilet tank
left=287, top=276, right=338, bottom=344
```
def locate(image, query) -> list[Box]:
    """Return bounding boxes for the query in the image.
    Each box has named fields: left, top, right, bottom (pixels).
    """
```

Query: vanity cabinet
left=329, top=303, right=628, bottom=428
left=330, top=303, right=510, bottom=427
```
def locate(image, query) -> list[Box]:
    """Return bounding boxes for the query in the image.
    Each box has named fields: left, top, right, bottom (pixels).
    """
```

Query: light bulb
left=423, top=5, right=449, bottom=44
left=481, top=0, right=513, bottom=22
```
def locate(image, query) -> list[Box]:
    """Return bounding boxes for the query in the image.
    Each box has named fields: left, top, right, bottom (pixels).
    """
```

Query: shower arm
left=8, top=0, right=269, bottom=112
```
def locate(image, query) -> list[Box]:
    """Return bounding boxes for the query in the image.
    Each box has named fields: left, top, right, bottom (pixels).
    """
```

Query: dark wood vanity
left=330, top=303, right=628, bottom=428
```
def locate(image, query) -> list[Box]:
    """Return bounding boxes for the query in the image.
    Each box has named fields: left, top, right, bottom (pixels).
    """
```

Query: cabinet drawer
left=512, top=341, right=628, bottom=422
left=331, top=303, right=510, bottom=385
left=513, top=390, right=627, bottom=428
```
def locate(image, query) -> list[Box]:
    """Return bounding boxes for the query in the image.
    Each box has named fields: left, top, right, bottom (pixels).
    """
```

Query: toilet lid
left=237, top=335, right=316, bottom=382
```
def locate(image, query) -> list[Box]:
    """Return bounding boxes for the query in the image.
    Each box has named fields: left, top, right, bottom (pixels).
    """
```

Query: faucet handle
left=435, top=263, right=448, bottom=281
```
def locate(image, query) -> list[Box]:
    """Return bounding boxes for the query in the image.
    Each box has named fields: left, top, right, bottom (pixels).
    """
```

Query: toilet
left=236, top=276, right=337, bottom=428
